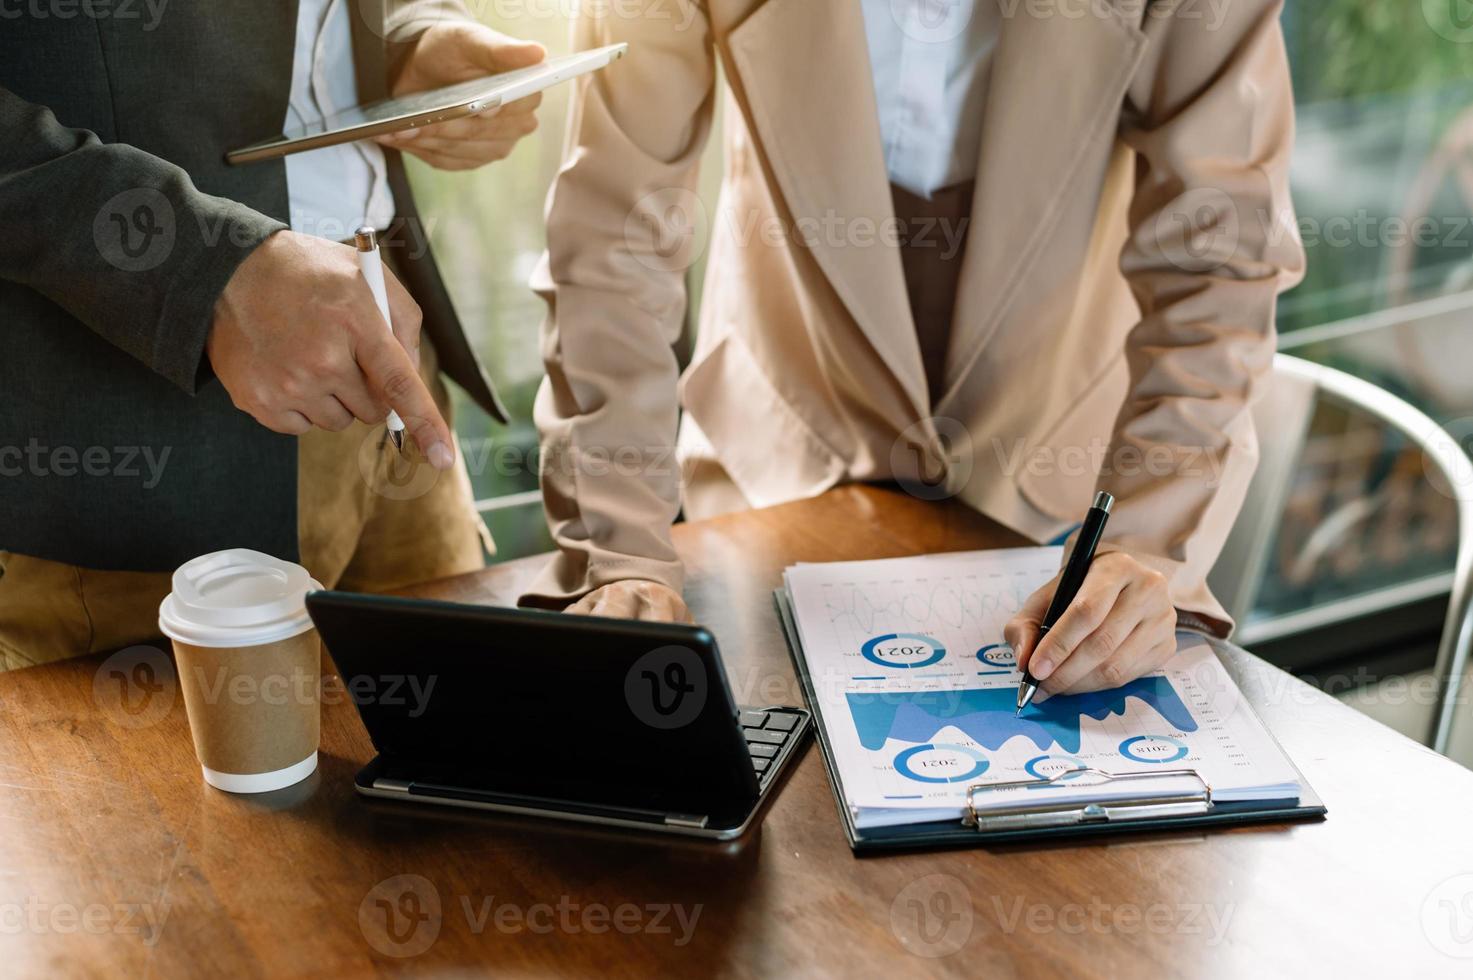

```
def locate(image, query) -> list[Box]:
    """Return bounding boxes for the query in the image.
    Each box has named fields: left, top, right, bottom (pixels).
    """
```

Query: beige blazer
left=528, top=0, right=1306, bottom=633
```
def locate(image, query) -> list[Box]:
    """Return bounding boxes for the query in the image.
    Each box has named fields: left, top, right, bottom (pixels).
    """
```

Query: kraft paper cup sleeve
left=172, top=631, right=321, bottom=787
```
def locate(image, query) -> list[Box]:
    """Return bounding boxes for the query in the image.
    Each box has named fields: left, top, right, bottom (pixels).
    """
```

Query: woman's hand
left=567, top=581, right=693, bottom=623
left=378, top=23, right=546, bottom=171
left=1003, top=552, right=1178, bottom=694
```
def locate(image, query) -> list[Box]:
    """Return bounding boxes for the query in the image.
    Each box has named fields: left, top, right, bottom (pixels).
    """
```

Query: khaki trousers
left=0, top=344, right=491, bottom=671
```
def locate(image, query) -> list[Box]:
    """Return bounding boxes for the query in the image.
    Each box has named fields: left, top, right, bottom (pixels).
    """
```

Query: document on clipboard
left=774, top=548, right=1324, bottom=849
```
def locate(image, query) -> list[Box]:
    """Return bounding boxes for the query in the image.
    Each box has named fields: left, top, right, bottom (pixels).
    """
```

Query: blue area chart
left=846, top=677, right=1198, bottom=754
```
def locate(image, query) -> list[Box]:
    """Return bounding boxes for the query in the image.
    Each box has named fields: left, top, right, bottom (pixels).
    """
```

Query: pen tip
left=388, top=429, right=404, bottom=454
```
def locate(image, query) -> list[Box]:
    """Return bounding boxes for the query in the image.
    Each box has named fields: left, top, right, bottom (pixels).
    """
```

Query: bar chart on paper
left=782, top=549, right=1303, bottom=828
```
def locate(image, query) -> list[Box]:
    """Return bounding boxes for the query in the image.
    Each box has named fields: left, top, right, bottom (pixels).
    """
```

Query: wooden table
left=5, top=486, right=1473, bottom=977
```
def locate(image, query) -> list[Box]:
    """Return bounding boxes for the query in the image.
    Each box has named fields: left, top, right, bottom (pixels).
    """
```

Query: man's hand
left=1004, top=552, right=1178, bottom=694
left=377, top=23, right=546, bottom=170
left=567, top=581, right=692, bottom=623
left=207, top=230, right=454, bottom=468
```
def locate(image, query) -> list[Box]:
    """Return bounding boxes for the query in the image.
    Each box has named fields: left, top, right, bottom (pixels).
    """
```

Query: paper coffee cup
left=159, top=549, right=323, bottom=794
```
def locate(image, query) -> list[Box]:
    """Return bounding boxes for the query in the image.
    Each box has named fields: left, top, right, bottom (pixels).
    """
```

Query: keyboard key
left=747, top=742, right=779, bottom=759
left=753, top=758, right=770, bottom=773
left=765, top=713, right=799, bottom=732
left=745, top=728, right=785, bottom=745
left=739, top=710, right=768, bottom=729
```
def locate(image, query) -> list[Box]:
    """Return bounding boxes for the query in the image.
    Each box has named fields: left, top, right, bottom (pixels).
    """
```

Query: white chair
left=1208, top=353, right=1473, bottom=759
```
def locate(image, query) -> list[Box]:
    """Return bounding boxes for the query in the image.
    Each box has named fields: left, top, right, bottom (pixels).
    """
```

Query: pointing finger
left=354, top=326, right=453, bottom=469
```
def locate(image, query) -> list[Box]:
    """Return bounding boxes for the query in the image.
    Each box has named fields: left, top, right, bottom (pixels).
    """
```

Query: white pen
left=354, top=226, right=407, bottom=455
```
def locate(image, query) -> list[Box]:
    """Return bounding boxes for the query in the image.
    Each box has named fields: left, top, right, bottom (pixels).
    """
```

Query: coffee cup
left=158, top=549, right=323, bottom=793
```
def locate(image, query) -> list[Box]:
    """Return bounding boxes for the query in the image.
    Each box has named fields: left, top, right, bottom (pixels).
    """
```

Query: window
left=405, top=11, right=724, bottom=562
left=1247, top=3, right=1473, bottom=648
left=400, top=10, right=567, bottom=559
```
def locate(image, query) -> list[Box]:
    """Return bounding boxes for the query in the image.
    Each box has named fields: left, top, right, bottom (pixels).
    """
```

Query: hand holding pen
left=1006, top=491, right=1179, bottom=709
left=206, top=229, right=457, bottom=469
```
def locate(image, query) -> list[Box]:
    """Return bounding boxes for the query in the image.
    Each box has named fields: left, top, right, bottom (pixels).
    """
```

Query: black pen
left=1015, top=490, right=1114, bottom=715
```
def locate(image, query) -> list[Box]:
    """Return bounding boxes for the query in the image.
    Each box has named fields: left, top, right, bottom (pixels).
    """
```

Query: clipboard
left=774, top=589, right=1326, bottom=851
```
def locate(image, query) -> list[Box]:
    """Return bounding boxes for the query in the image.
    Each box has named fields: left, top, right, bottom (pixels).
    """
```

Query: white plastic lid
left=158, top=549, right=322, bottom=648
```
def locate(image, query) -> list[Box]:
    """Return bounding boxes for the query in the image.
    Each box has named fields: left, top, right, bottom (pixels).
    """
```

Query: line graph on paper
left=822, top=570, right=1043, bottom=635
left=803, top=549, right=1062, bottom=682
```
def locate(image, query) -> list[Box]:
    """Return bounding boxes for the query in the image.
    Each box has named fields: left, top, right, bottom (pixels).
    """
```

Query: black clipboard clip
left=962, top=767, right=1214, bottom=833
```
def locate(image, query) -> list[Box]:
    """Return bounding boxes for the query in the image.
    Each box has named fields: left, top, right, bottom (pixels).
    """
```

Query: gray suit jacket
left=0, top=0, right=504, bottom=571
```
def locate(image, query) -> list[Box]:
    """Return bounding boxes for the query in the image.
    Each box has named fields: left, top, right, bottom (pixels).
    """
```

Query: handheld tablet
left=227, top=43, right=626, bottom=164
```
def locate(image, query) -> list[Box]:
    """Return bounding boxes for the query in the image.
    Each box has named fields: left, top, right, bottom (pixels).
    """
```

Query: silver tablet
left=227, top=43, right=626, bottom=164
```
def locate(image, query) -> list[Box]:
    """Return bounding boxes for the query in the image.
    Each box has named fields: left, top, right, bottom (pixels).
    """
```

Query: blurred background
left=409, top=2, right=1473, bottom=740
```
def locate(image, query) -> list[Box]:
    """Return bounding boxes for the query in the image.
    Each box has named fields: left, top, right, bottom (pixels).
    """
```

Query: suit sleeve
left=0, top=87, right=283, bottom=393
left=521, top=2, right=717, bottom=606
left=1094, top=0, right=1306, bottom=634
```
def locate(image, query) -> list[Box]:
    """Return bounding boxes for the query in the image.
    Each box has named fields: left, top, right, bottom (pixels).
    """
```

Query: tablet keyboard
left=739, top=708, right=802, bottom=777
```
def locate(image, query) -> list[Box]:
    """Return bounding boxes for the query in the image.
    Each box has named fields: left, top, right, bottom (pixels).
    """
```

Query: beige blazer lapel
left=937, top=2, right=1148, bottom=411
left=724, top=0, right=928, bottom=419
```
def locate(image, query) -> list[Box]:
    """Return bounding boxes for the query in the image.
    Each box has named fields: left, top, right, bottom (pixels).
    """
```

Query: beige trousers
left=0, top=344, right=491, bottom=671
